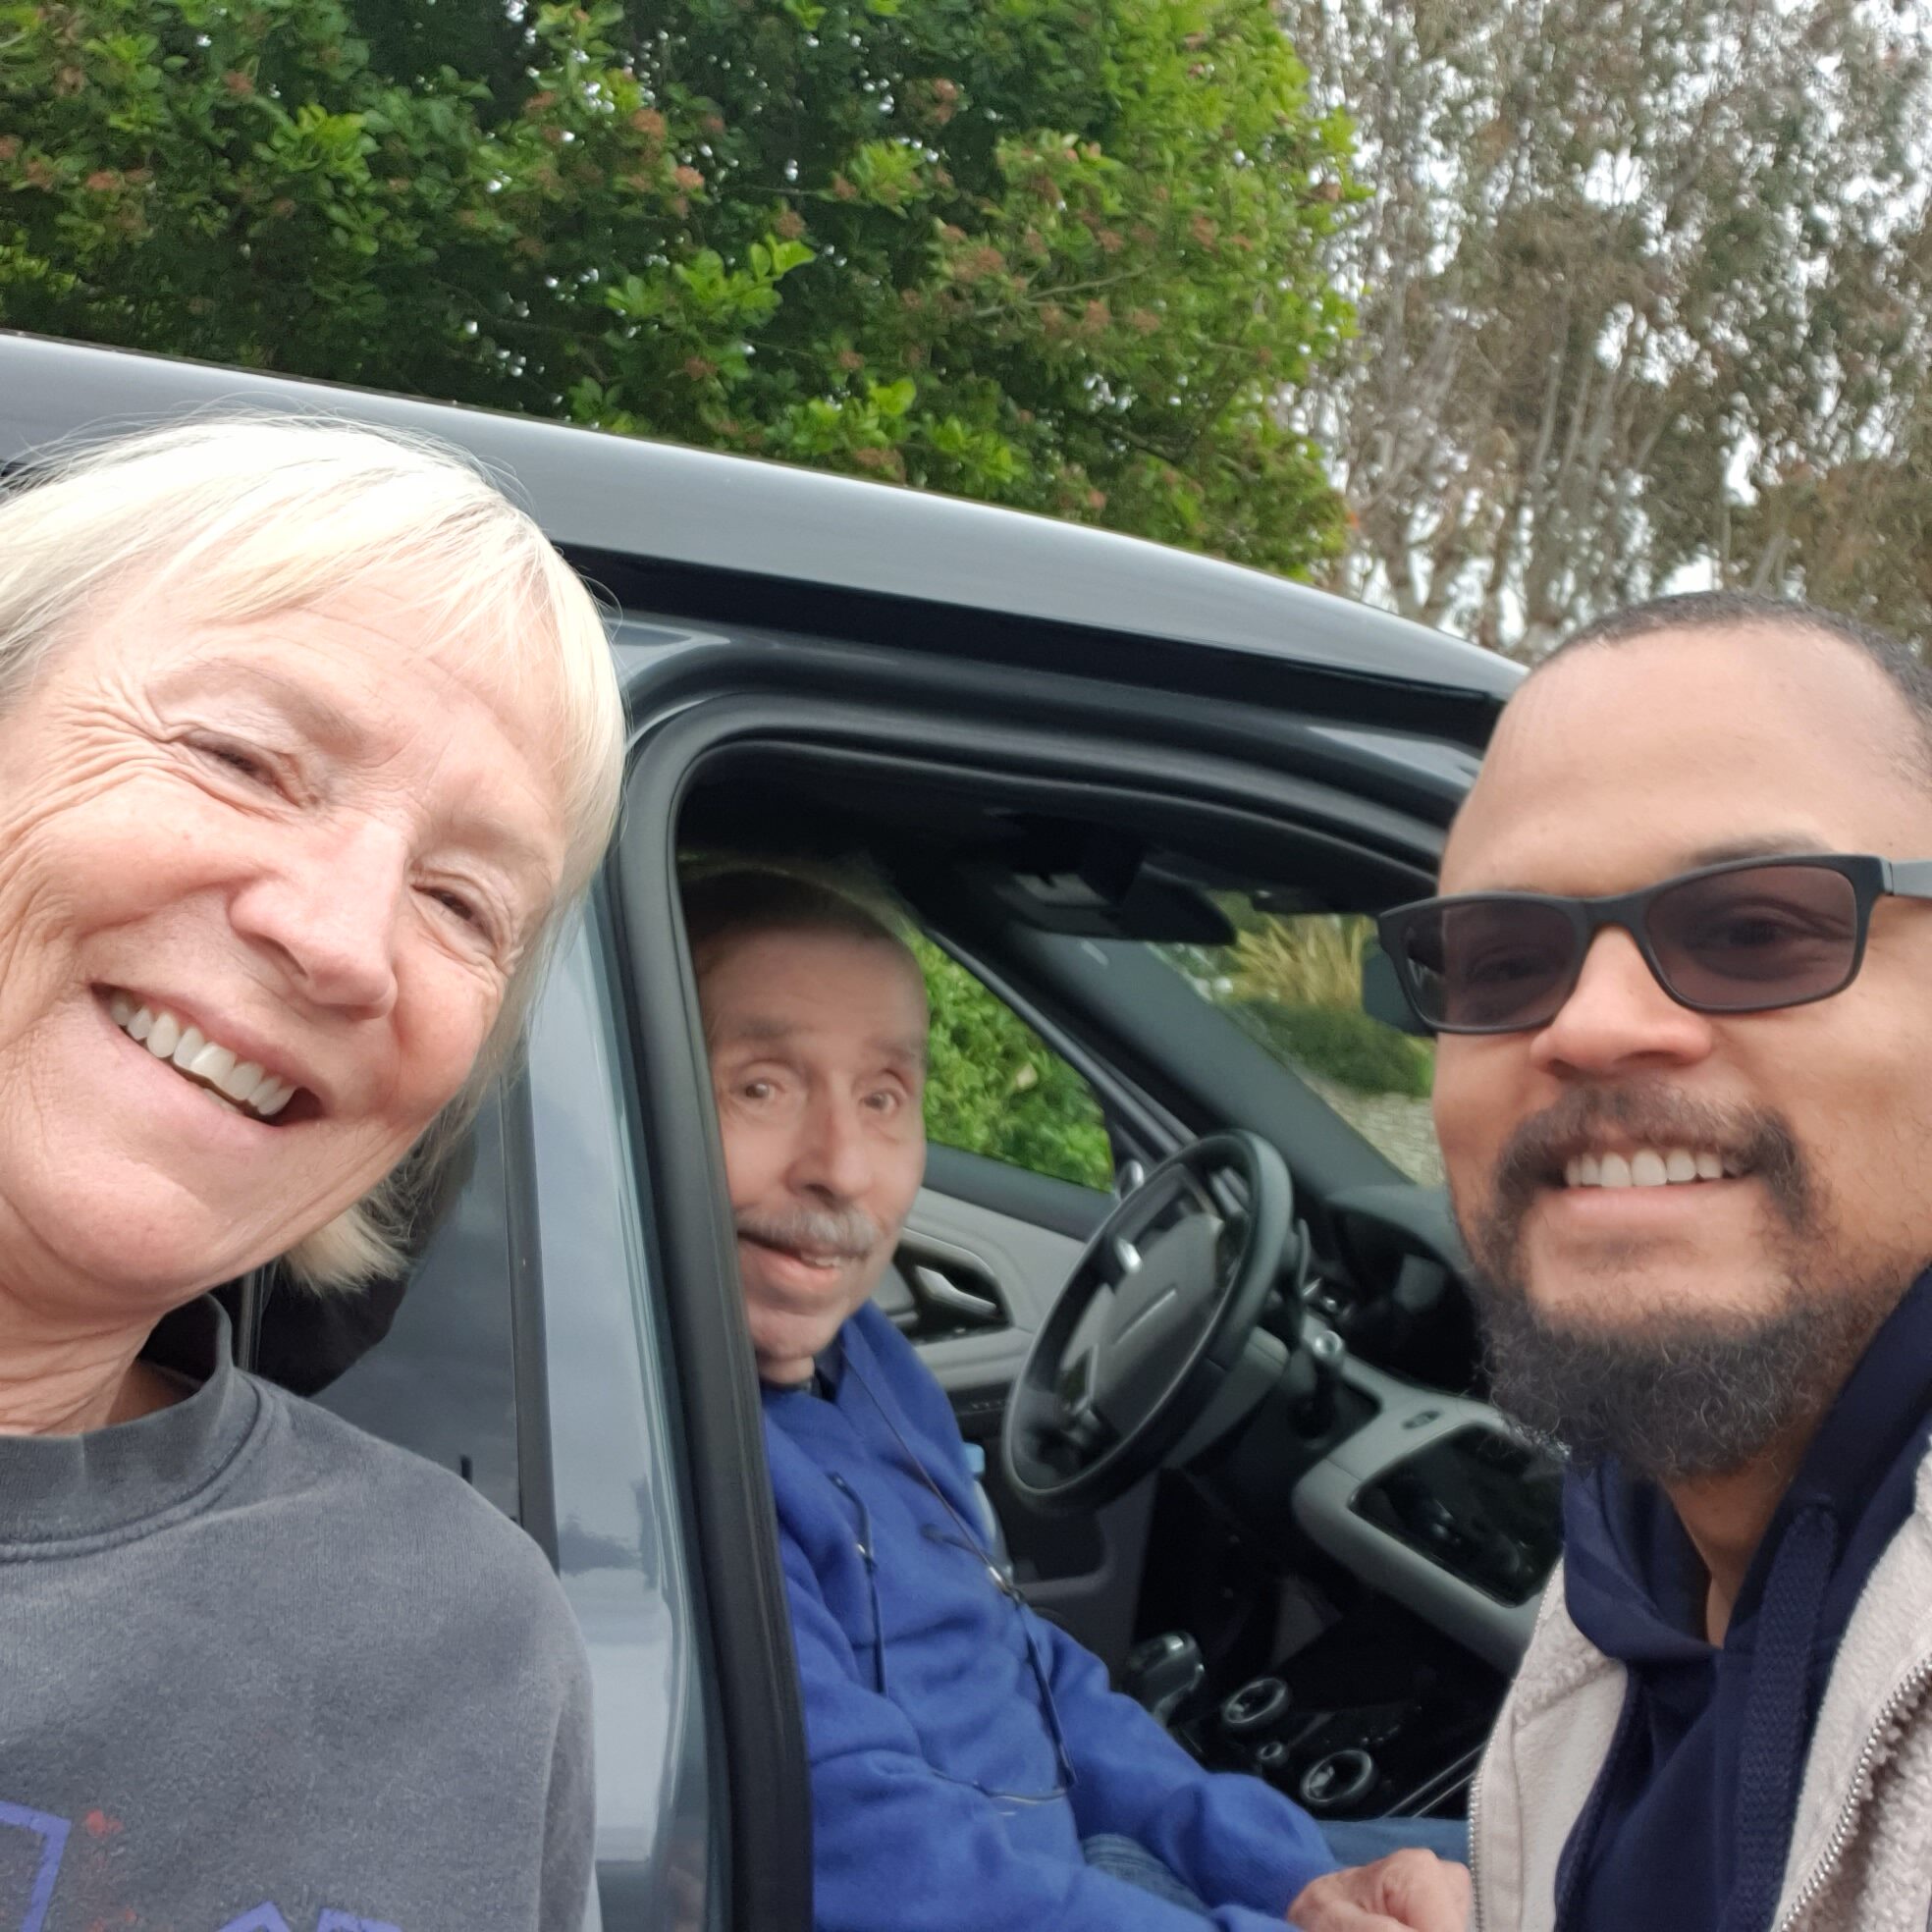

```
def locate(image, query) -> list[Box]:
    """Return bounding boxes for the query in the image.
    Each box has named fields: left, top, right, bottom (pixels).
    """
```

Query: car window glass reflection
left=312, top=1093, right=521, bottom=1519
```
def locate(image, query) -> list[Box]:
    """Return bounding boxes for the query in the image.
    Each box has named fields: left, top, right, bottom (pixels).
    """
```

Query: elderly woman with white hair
left=0, top=417, right=624, bottom=1926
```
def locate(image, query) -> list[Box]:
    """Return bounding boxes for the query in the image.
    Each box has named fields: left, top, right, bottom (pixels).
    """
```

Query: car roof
left=0, top=330, right=1519, bottom=709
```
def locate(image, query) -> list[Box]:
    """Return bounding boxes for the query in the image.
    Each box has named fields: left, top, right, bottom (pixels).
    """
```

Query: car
left=0, top=330, right=1545, bottom=1931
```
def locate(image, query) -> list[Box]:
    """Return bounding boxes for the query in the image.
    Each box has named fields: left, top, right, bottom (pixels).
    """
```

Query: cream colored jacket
left=1471, top=1452, right=1932, bottom=1932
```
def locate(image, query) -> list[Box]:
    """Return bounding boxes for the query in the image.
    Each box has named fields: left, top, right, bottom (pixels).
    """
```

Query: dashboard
left=1292, top=1351, right=1558, bottom=1671
left=1226, top=1180, right=1565, bottom=1675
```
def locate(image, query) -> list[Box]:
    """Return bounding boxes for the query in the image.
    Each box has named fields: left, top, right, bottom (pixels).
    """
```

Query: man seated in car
left=682, top=863, right=1469, bottom=1932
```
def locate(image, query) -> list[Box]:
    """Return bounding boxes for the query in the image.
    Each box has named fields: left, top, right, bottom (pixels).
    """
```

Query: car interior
left=667, top=733, right=1564, bottom=1833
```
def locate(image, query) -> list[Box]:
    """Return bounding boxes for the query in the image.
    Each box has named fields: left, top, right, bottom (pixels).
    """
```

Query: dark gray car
left=0, top=331, right=1545, bottom=1932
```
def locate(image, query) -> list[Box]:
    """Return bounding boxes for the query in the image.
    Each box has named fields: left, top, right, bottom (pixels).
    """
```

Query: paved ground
left=1296, top=1069, right=1445, bottom=1189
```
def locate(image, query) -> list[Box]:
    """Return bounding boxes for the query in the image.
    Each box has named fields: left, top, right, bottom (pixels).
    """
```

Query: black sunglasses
left=1378, top=853, right=1932, bottom=1037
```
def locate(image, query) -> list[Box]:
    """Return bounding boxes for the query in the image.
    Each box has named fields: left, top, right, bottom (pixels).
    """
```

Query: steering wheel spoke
left=1101, top=1233, right=1144, bottom=1292
left=1053, top=1343, right=1101, bottom=1430
left=1052, top=1403, right=1117, bottom=1468
left=1000, top=1131, right=1301, bottom=1516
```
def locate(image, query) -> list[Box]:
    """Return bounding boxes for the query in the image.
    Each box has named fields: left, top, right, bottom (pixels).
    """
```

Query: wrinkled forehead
left=697, top=925, right=930, bottom=1049
left=78, top=564, right=566, bottom=737
left=1442, top=626, right=1932, bottom=896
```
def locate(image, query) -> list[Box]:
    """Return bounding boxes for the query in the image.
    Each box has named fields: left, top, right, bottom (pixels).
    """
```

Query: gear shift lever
left=1293, top=1321, right=1347, bottom=1437
left=1121, top=1631, right=1206, bottom=1729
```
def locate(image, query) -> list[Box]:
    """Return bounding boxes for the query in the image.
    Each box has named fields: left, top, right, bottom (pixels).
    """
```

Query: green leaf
left=0, top=0, right=1363, bottom=585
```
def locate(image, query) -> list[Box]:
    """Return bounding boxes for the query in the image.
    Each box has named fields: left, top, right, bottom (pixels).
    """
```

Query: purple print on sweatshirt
left=1, top=1800, right=398, bottom=1932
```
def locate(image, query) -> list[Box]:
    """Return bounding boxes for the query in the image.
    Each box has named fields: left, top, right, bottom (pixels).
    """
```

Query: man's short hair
left=1542, top=590, right=1932, bottom=785
left=680, top=861, right=923, bottom=993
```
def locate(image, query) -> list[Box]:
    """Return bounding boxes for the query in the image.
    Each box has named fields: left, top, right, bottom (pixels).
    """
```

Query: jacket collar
left=1777, top=1454, right=1932, bottom=1909
left=1500, top=1448, right=1932, bottom=1923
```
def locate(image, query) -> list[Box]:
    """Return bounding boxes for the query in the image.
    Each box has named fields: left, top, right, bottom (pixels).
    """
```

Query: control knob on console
left=1219, top=1675, right=1291, bottom=1742
left=1299, top=1747, right=1378, bottom=1813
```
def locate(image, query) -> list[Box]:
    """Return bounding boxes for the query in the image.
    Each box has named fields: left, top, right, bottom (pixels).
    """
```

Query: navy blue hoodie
left=1558, top=1269, right=1932, bottom=1932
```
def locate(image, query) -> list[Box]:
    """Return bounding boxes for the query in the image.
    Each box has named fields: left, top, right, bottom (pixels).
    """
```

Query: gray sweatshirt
left=0, top=1298, right=594, bottom=1932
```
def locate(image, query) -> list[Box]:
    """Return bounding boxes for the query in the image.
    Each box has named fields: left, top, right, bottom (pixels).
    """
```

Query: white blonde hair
left=0, top=412, right=626, bottom=1290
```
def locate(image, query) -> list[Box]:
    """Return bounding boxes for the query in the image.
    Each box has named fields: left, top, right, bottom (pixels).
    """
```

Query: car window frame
left=526, top=901, right=717, bottom=1922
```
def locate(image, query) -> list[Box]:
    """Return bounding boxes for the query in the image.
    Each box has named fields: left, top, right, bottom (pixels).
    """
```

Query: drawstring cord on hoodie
left=1719, top=1502, right=1840, bottom=1932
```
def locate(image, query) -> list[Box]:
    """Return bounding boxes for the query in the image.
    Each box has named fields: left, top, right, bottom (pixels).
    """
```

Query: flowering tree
left=1, top=0, right=1357, bottom=575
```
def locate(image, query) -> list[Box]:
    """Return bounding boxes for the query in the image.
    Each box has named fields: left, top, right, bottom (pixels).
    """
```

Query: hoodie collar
left=1566, top=1265, right=1932, bottom=1665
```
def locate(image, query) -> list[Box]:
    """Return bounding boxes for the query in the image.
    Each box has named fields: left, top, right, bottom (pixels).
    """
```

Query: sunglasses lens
left=1648, top=864, right=1860, bottom=1009
left=1397, top=898, right=1580, bottom=1031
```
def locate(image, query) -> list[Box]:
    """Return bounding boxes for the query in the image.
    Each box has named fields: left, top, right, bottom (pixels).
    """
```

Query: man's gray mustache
left=734, top=1205, right=881, bottom=1261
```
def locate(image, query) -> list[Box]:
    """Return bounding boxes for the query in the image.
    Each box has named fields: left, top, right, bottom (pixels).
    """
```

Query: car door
left=604, top=595, right=1488, bottom=1713
left=303, top=916, right=715, bottom=1932
left=596, top=612, right=1503, bottom=1929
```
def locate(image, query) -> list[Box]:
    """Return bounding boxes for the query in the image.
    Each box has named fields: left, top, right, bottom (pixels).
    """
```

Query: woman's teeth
left=107, top=993, right=296, bottom=1120
left=1563, top=1148, right=1739, bottom=1189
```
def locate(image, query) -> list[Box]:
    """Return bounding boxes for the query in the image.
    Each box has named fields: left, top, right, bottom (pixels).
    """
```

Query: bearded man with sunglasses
left=684, top=865, right=1471, bottom=1932
left=1378, top=591, right=1932, bottom=1932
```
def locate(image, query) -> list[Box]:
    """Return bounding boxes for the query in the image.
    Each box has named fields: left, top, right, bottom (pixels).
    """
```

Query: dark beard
left=1457, top=1082, right=1901, bottom=1482
left=1464, top=1270, right=1895, bottom=1481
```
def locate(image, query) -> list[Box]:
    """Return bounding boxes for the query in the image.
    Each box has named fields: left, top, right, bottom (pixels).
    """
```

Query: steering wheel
left=1000, top=1131, right=1300, bottom=1517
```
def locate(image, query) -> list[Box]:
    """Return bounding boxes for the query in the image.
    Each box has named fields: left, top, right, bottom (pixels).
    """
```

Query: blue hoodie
left=1557, top=1269, right=1932, bottom=1932
left=762, top=1302, right=1337, bottom=1932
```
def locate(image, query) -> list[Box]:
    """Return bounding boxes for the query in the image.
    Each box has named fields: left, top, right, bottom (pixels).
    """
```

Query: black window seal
left=500, top=1065, right=562, bottom=1570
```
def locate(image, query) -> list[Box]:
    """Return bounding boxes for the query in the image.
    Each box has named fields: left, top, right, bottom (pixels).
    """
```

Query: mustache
left=1489, top=1082, right=1808, bottom=1225
left=733, top=1204, right=881, bottom=1261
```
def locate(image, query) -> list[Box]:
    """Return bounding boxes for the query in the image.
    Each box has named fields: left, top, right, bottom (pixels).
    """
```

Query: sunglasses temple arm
left=1887, top=859, right=1932, bottom=900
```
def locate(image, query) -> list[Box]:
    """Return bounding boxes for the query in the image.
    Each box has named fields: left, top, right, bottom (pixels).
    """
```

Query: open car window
left=1154, top=899, right=1442, bottom=1186
left=916, top=935, right=1114, bottom=1193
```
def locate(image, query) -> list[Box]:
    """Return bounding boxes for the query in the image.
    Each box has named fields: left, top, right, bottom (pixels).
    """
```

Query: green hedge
left=916, top=939, right=1113, bottom=1192
left=1230, top=998, right=1433, bottom=1098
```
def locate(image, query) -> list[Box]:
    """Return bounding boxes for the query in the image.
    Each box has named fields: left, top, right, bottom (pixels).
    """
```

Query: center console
left=1165, top=1330, right=1561, bottom=1814
left=1171, top=1603, right=1499, bottom=1819
left=1351, top=1425, right=1562, bottom=1606
left=1290, top=1347, right=1560, bottom=1672
left=1151, top=1278, right=1563, bottom=1815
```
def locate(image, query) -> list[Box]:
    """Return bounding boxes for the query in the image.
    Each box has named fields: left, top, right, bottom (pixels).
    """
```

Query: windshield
left=1155, top=896, right=1441, bottom=1187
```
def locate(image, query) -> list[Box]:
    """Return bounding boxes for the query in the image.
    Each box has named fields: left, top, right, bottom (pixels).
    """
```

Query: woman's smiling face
left=0, top=573, right=568, bottom=1317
